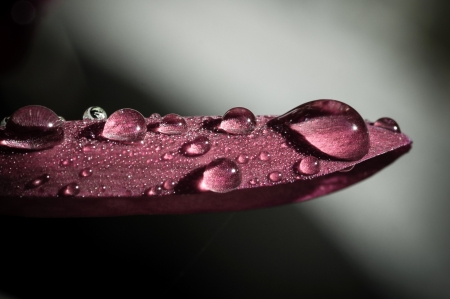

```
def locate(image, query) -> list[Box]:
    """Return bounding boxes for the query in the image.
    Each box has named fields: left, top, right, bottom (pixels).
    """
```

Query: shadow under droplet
left=78, top=121, right=105, bottom=140
left=174, top=166, right=207, bottom=194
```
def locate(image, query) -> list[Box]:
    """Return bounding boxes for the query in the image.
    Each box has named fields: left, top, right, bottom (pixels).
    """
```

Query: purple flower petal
left=0, top=100, right=411, bottom=217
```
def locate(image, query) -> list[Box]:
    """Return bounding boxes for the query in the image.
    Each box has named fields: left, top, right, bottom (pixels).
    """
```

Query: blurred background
left=1, top=0, right=449, bottom=298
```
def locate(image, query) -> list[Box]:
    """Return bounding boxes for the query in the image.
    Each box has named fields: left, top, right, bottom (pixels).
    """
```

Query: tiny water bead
left=219, top=107, right=256, bottom=135
left=202, top=158, right=241, bottom=193
left=79, top=168, right=93, bottom=177
left=102, top=108, right=146, bottom=142
left=83, top=106, right=107, bottom=120
left=60, top=183, right=80, bottom=197
left=258, top=151, right=270, bottom=161
left=26, top=174, right=50, bottom=189
left=297, top=156, right=320, bottom=175
left=268, top=171, right=283, bottom=182
left=180, top=136, right=211, bottom=157
left=249, top=178, right=260, bottom=185
left=1, top=105, right=64, bottom=150
left=268, top=100, right=369, bottom=161
left=157, top=114, right=187, bottom=135
left=236, top=154, right=249, bottom=164
left=374, top=117, right=401, bottom=133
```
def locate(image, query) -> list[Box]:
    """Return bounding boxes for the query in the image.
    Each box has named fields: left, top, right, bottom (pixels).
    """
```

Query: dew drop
left=26, top=174, right=50, bottom=189
left=296, top=156, right=320, bottom=175
left=202, top=158, right=241, bottom=193
left=162, top=152, right=174, bottom=160
left=236, top=154, right=249, bottom=164
left=339, top=165, right=354, bottom=172
left=58, top=116, right=66, bottom=122
left=258, top=151, right=270, bottom=161
left=82, top=144, right=96, bottom=153
left=60, top=183, right=80, bottom=197
left=1, top=105, right=64, bottom=150
left=149, top=113, right=161, bottom=119
left=145, top=186, right=162, bottom=196
left=83, top=106, right=108, bottom=120
left=163, top=179, right=175, bottom=190
left=180, top=136, right=211, bottom=157
left=79, top=168, right=93, bottom=177
left=219, top=107, right=256, bottom=135
left=157, top=114, right=187, bottom=135
left=249, top=178, right=259, bottom=185
left=102, top=108, right=146, bottom=142
left=268, top=171, right=283, bottom=182
left=374, top=117, right=401, bottom=133
left=268, top=100, right=369, bottom=161
left=60, top=159, right=73, bottom=167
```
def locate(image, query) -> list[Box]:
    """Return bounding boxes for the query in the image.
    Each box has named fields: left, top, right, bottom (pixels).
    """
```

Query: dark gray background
left=1, top=1, right=449, bottom=298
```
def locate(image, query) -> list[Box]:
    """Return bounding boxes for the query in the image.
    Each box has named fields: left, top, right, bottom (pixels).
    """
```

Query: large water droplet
left=0, top=105, right=64, bottom=150
left=26, top=174, right=50, bottom=189
left=202, top=158, right=241, bottom=193
left=60, top=183, right=80, bottom=197
left=157, top=114, right=187, bottom=135
left=374, top=117, right=401, bottom=133
left=219, top=107, right=256, bottom=135
left=102, top=108, right=146, bottom=142
left=296, top=156, right=320, bottom=175
left=180, top=136, right=211, bottom=157
left=268, top=100, right=369, bottom=161
left=83, top=106, right=107, bottom=120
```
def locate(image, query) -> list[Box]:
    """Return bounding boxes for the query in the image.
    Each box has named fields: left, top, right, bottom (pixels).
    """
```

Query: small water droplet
left=58, top=116, right=66, bottom=122
left=258, top=151, right=270, bottom=161
left=374, top=117, right=401, bottom=133
left=82, top=144, right=96, bottom=153
left=145, top=186, right=162, bottom=196
left=0, top=116, right=9, bottom=127
left=219, top=107, right=256, bottom=135
left=162, top=152, right=174, bottom=160
left=149, top=113, right=161, bottom=119
left=26, top=174, right=50, bottom=189
left=339, top=165, right=354, bottom=172
left=157, top=114, right=187, bottom=135
left=60, top=159, right=73, bottom=167
left=268, top=100, right=369, bottom=161
left=236, top=154, right=249, bottom=164
left=83, top=106, right=107, bottom=120
left=296, top=156, right=320, bottom=175
left=102, top=108, right=146, bottom=142
left=268, top=171, right=283, bottom=182
left=249, top=178, right=259, bottom=185
left=60, top=183, right=80, bottom=197
left=202, top=158, right=241, bottom=193
left=1, top=105, right=64, bottom=150
left=163, top=179, right=175, bottom=190
left=79, top=168, right=93, bottom=177
left=180, top=136, right=211, bottom=157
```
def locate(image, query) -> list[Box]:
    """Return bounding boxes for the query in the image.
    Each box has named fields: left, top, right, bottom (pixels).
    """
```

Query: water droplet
left=219, top=107, right=256, bottom=135
left=149, top=113, right=161, bottom=119
left=0, top=117, right=9, bottom=127
left=296, top=156, right=320, bottom=175
left=157, top=114, right=187, bottom=135
left=1, top=105, right=64, bottom=150
left=339, top=165, right=354, bottom=172
left=249, top=178, right=259, bottom=185
left=60, top=159, right=73, bottom=167
left=268, top=171, right=283, bottom=182
left=258, top=151, right=270, bottom=161
left=83, top=106, right=107, bottom=120
left=268, top=100, right=369, bottom=161
left=26, top=174, right=50, bottom=189
left=58, top=116, right=66, bottom=122
left=374, top=117, right=401, bottom=133
left=236, top=154, right=249, bottom=164
left=60, top=183, right=80, bottom=197
left=79, top=168, right=93, bottom=177
left=180, top=136, right=211, bottom=157
left=102, top=108, right=146, bottom=142
left=163, top=179, right=175, bottom=190
left=162, top=152, right=174, bottom=160
left=202, top=158, right=241, bottom=193
left=145, top=186, right=162, bottom=196
left=82, top=144, right=97, bottom=153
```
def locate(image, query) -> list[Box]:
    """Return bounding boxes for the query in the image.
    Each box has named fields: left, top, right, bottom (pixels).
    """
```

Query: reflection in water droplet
left=163, top=179, right=175, bottom=190
left=219, top=107, right=256, bottom=135
left=102, top=109, right=146, bottom=142
left=202, top=158, right=241, bottom=193
left=1, top=105, right=64, bottom=150
left=27, top=174, right=50, bottom=189
left=145, top=186, right=162, bottom=196
left=79, top=168, right=93, bottom=177
left=157, top=114, right=187, bottom=135
left=297, top=156, right=320, bottom=175
left=236, top=154, right=249, bottom=164
left=259, top=151, right=270, bottom=161
left=339, top=165, right=354, bottom=172
left=268, top=171, right=283, bottom=182
left=60, top=183, right=80, bottom=197
left=0, top=117, right=9, bottom=127
left=83, top=106, right=107, bottom=120
left=181, top=136, right=211, bottom=157
left=374, top=117, right=401, bottom=133
left=268, top=100, right=369, bottom=161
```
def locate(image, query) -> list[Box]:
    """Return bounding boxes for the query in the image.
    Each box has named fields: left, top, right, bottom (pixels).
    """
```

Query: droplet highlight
left=102, top=108, right=146, bottom=142
left=219, top=107, right=256, bottom=135
left=157, top=114, right=187, bottom=135
left=202, top=158, right=241, bottom=193
left=296, top=156, right=320, bottom=175
left=268, top=100, right=369, bottom=161
left=60, top=183, right=80, bottom=197
left=374, top=117, right=401, bottom=133
left=83, top=106, right=107, bottom=120
left=180, top=136, right=211, bottom=157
